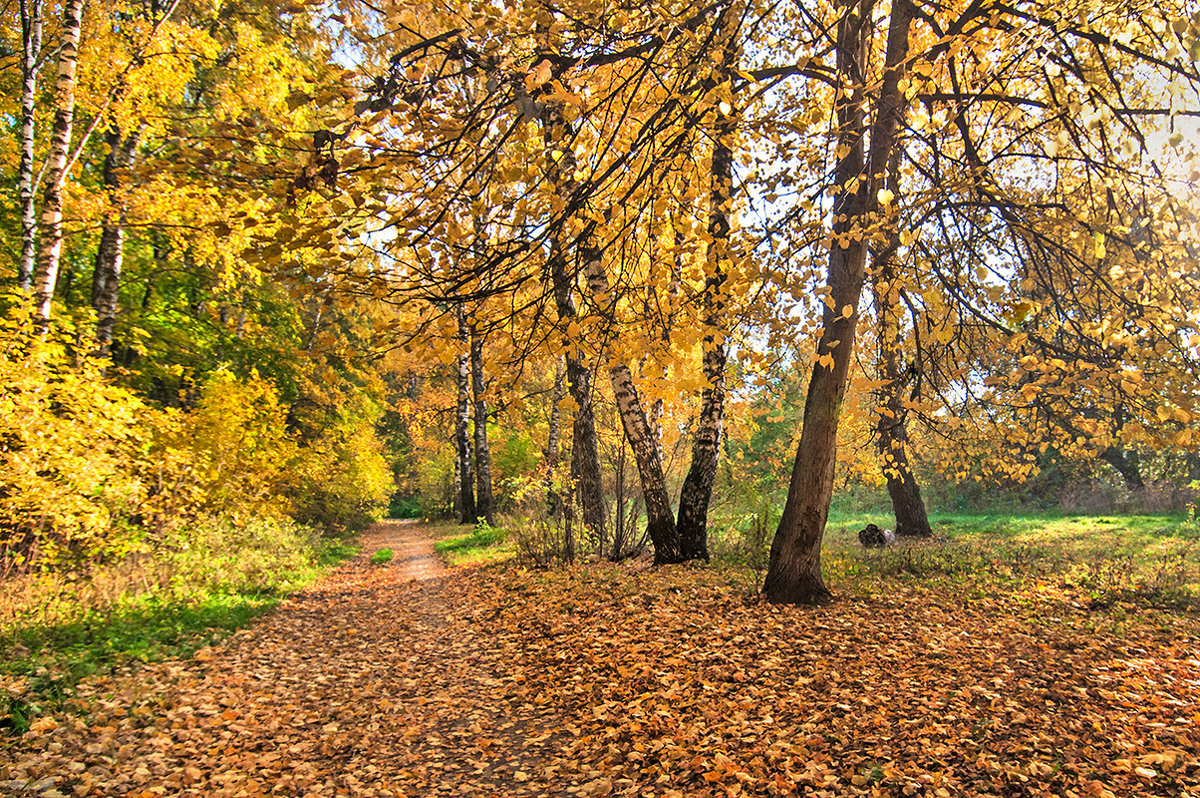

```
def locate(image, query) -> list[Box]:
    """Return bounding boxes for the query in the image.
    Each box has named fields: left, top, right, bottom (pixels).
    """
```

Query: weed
left=370, top=548, right=395, bottom=565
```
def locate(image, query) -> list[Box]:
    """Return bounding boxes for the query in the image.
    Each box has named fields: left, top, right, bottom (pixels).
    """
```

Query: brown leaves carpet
left=3, top=521, right=1200, bottom=797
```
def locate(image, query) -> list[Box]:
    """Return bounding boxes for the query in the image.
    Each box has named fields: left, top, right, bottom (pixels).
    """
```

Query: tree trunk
left=676, top=79, right=735, bottom=562
left=455, top=305, right=477, bottom=524
left=871, top=155, right=932, bottom=538
left=580, top=240, right=683, bottom=564
left=545, top=358, right=565, bottom=518
left=542, top=108, right=608, bottom=543
left=764, top=0, right=914, bottom=604
left=1100, top=446, right=1144, bottom=491
left=32, top=0, right=85, bottom=328
left=471, top=323, right=496, bottom=526
left=92, top=127, right=140, bottom=352
left=17, top=0, right=44, bottom=291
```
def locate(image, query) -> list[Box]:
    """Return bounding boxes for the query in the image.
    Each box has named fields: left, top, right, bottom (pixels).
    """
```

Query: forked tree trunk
left=471, top=323, right=496, bottom=526
left=17, top=0, right=44, bottom=291
left=581, top=240, right=683, bottom=564
left=1100, top=446, right=1144, bottom=491
left=872, top=230, right=932, bottom=537
left=542, top=107, right=607, bottom=543
left=676, top=72, right=735, bottom=562
left=764, top=0, right=914, bottom=605
left=32, top=0, right=85, bottom=327
left=455, top=305, right=477, bottom=524
left=92, top=127, right=141, bottom=352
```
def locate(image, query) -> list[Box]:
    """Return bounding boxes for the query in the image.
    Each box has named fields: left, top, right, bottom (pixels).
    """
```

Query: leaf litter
left=3, top=521, right=1199, bottom=797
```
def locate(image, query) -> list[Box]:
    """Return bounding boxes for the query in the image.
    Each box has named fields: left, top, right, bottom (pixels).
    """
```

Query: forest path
left=8, top=523, right=1200, bottom=797
left=1, top=521, right=569, bottom=797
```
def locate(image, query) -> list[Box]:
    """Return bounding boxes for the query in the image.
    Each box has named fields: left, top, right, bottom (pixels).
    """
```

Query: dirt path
left=372, top=519, right=446, bottom=582
left=1, top=521, right=565, bottom=798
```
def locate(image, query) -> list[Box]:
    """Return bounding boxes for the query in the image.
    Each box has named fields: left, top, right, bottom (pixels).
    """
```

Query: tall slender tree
left=16, top=0, right=44, bottom=291
left=32, top=0, right=85, bottom=327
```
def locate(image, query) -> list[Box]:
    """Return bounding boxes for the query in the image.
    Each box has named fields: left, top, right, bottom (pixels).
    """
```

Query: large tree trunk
left=471, top=323, right=496, bottom=526
left=542, top=108, right=608, bottom=544
left=871, top=155, right=932, bottom=538
left=32, top=0, right=85, bottom=328
left=17, top=0, right=44, bottom=291
left=764, top=0, right=914, bottom=605
left=92, top=127, right=141, bottom=352
left=455, top=305, right=477, bottom=524
left=676, top=77, right=735, bottom=562
left=580, top=240, right=684, bottom=564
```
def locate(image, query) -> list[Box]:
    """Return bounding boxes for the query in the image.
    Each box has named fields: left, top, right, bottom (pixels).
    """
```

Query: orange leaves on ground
left=4, top=524, right=1200, bottom=796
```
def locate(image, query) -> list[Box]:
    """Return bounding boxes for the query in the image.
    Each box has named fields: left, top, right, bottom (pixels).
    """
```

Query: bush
left=0, top=312, right=151, bottom=570
left=387, top=495, right=422, bottom=519
left=370, top=548, right=395, bottom=565
left=290, top=395, right=394, bottom=534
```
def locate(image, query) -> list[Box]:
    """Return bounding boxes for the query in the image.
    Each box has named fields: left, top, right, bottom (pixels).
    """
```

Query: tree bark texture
left=92, top=127, right=141, bottom=351
left=542, top=106, right=607, bottom=543
left=32, top=0, right=85, bottom=328
left=676, top=80, right=735, bottom=562
left=455, top=305, right=477, bottom=524
left=545, top=358, right=565, bottom=518
left=871, top=150, right=932, bottom=538
left=764, top=0, right=914, bottom=604
left=872, top=245, right=932, bottom=537
left=17, top=0, right=44, bottom=291
left=581, top=240, right=684, bottom=564
left=471, top=323, right=496, bottom=526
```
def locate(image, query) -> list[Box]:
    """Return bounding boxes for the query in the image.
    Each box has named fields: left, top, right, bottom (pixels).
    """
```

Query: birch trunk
left=455, top=305, right=477, bottom=525
left=581, top=240, right=683, bottom=564
left=32, top=0, right=85, bottom=327
left=542, top=108, right=607, bottom=542
left=471, top=324, right=495, bottom=526
left=17, top=0, right=44, bottom=291
left=764, top=0, right=914, bottom=604
left=92, top=127, right=141, bottom=352
left=676, top=81, right=735, bottom=562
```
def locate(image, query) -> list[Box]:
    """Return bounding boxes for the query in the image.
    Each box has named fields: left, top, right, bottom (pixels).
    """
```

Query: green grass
left=431, top=523, right=515, bottom=567
left=712, top=505, right=1200, bottom=609
left=1, top=538, right=358, bottom=735
left=370, top=547, right=395, bottom=565
left=818, top=511, right=1200, bottom=607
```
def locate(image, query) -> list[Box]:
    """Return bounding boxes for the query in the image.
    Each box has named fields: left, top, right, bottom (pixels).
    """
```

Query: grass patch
left=714, top=507, right=1200, bottom=611
left=821, top=512, right=1200, bottom=608
left=370, top=548, right=395, bottom=565
left=1, top=537, right=358, bottom=735
left=432, top=523, right=514, bottom=567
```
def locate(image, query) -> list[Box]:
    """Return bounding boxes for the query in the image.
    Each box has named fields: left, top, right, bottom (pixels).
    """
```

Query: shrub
left=290, top=395, right=394, bottom=534
left=370, top=548, right=394, bottom=565
left=0, top=312, right=151, bottom=571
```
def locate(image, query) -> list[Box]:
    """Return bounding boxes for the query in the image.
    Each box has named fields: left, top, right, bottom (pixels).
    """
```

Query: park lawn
left=426, top=510, right=1200, bottom=611
left=818, top=511, right=1199, bottom=608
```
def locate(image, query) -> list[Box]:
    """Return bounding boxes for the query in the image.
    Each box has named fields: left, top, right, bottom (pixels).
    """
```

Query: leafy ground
left=0, top=539, right=358, bottom=736
left=3, top=519, right=1200, bottom=797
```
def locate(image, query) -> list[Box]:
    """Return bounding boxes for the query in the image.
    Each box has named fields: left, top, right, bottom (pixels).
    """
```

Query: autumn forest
left=3, top=0, right=1200, bottom=793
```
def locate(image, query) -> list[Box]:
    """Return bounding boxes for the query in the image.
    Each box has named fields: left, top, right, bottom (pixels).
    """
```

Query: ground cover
left=0, top=539, right=357, bottom=735
left=3, top=518, right=1198, bottom=797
